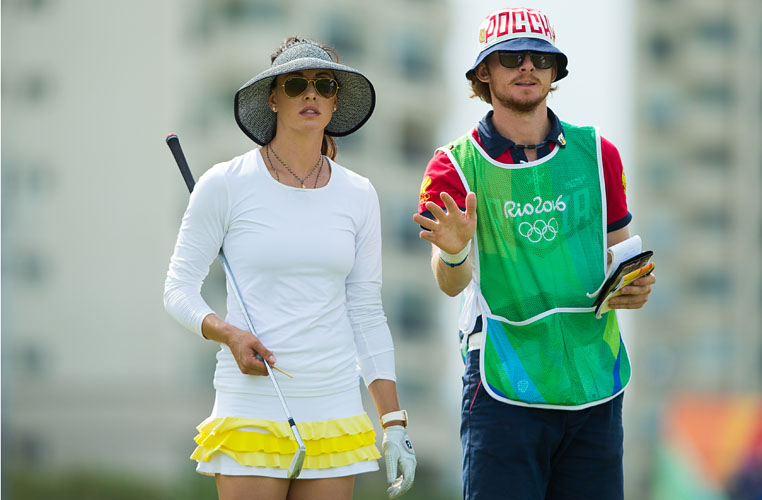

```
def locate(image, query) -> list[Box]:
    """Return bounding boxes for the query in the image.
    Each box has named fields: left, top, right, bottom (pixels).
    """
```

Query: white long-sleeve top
left=164, top=148, right=396, bottom=396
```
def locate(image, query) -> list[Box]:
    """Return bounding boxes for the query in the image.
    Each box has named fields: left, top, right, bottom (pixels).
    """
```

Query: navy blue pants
left=461, top=350, right=624, bottom=500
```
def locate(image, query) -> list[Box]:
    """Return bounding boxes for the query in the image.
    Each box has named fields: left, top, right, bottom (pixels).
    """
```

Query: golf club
left=165, top=133, right=307, bottom=479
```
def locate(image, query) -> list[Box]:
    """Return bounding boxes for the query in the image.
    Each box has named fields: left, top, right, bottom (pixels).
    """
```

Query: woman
left=164, top=37, right=416, bottom=500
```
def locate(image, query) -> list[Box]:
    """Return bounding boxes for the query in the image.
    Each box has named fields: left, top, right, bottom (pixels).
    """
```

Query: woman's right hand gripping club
left=201, top=313, right=276, bottom=376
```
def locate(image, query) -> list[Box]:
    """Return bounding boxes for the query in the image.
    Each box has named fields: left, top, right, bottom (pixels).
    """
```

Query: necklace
left=269, top=145, right=323, bottom=189
left=313, top=157, right=324, bottom=188
left=264, top=145, right=280, bottom=182
left=513, top=140, right=549, bottom=150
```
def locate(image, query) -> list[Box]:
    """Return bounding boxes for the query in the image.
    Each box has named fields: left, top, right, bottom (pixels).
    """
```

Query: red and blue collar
left=476, top=108, right=566, bottom=162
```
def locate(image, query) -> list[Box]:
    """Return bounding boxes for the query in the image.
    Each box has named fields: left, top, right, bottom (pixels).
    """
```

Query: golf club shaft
left=165, top=133, right=306, bottom=454
left=217, top=251, right=305, bottom=450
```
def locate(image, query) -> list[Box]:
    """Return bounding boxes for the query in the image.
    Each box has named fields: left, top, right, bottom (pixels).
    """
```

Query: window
left=396, top=376, right=430, bottom=402
left=392, top=205, right=428, bottom=254
left=19, top=343, right=45, bottom=376
left=27, top=0, right=50, bottom=10
left=5, top=0, right=52, bottom=12
left=4, top=72, right=55, bottom=104
left=646, top=93, right=679, bottom=130
left=688, top=333, right=734, bottom=381
left=397, top=31, right=436, bottom=80
left=2, top=163, right=59, bottom=196
left=13, top=434, right=46, bottom=465
left=335, top=128, right=364, bottom=153
left=219, top=0, right=284, bottom=23
left=399, top=115, right=434, bottom=165
left=693, top=18, right=735, bottom=48
left=641, top=345, right=677, bottom=387
left=388, top=287, right=431, bottom=338
left=646, top=157, right=675, bottom=190
left=190, top=80, right=236, bottom=133
left=2, top=165, right=20, bottom=196
left=690, top=207, right=730, bottom=234
left=693, top=144, right=732, bottom=171
left=685, top=270, right=732, bottom=302
left=194, top=0, right=285, bottom=38
left=691, top=82, right=734, bottom=109
left=324, top=14, right=362, bottom=61
left=24, top=73, right=52, bottom=103
left=13, top=251, right=50, bottom=285
left=647, top=33, right=675, bottom=64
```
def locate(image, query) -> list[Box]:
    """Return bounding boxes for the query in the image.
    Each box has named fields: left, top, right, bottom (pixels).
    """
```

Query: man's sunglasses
left=281, top=77, right=340, bottom=98
left=498, top=52, right=556, bottom=70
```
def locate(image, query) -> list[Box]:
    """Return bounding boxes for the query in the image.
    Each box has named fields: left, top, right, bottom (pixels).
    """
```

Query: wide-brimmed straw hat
left=466, top=7, right=568, bottom=82
left=234, top=40, right=376, bottom=145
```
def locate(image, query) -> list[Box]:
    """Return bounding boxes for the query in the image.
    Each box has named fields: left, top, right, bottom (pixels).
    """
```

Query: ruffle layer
left=192, top=443, right=381, bottom=470
left=191, top=414, right=381, bottom=470
left=195, top=414, right=375, bottom=440
left=195, top=428, right=376, bottom=455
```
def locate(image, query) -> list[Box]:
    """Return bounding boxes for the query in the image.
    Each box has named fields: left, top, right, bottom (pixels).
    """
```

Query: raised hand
left=413, top=191, right=477, bottom=254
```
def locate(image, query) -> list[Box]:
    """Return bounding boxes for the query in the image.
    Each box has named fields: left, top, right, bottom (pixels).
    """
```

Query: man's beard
left=491, top=81, right=550, bottom=113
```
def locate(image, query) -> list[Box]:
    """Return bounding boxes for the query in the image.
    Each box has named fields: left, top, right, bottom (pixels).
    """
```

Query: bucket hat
left=466, top=7, right=568, bottom=82
left=235, top=40, right=375, bottom=145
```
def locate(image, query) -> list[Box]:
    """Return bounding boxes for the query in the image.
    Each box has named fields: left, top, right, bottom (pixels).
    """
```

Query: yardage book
left=587, top=235, right=655, bottom=319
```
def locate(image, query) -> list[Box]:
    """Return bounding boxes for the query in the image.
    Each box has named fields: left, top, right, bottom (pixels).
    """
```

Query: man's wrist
left=439, top=241, right=471, bottom=267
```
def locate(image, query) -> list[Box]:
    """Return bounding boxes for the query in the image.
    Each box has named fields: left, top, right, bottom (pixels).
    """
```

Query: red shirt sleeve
left=601, top=136, right=631, bottom=230
left=418, top=149, right=467, bottom=216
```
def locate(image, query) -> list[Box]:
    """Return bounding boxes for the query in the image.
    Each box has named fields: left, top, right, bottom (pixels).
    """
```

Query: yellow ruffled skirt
left=192, top=388, right=381, bottom=478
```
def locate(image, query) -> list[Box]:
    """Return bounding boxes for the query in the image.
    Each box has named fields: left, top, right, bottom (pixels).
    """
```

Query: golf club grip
left=165, top=134, right=196, bottom=193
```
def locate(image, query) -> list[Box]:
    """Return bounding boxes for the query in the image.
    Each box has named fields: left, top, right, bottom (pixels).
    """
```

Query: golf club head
left=286, top=417, right=306, bottom=479
left=287, top=445, right=306, bottom=479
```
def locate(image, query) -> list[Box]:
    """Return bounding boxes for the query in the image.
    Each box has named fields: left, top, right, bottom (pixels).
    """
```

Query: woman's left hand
left=608, top=272, right=656, bottom=310
left=382, top=426, right=416, bottom=499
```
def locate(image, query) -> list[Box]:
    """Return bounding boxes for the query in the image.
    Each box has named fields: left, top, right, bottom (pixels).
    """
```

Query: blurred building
left=628, top=0, right=762, bottom=496
left=2, top=0, right=458, bottom=492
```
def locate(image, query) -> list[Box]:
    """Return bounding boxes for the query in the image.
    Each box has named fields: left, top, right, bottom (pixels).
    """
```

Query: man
left=413, top=7, right=656, bottom=500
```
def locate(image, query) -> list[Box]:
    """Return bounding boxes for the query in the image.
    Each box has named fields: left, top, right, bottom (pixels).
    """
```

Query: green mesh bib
left=443, top=123, right=630, bottom=408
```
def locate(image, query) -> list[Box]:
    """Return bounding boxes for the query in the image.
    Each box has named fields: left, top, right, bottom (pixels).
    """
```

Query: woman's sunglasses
left=281, top=77, right=340, bottom=98
left=498, top=52, right=556, bottom=70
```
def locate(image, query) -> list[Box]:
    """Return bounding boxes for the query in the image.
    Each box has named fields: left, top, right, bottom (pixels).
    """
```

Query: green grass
left=5, top=468, right=215, bottom=500
left=5, top=465, right=460, bottom=500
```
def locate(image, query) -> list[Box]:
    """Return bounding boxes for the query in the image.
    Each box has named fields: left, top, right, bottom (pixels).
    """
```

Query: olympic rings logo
left=518, top=218, right=559, bottom=243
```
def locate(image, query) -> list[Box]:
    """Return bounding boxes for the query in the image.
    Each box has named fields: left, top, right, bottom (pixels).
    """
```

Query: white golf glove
left=382, top=425, right=416, bottom=499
